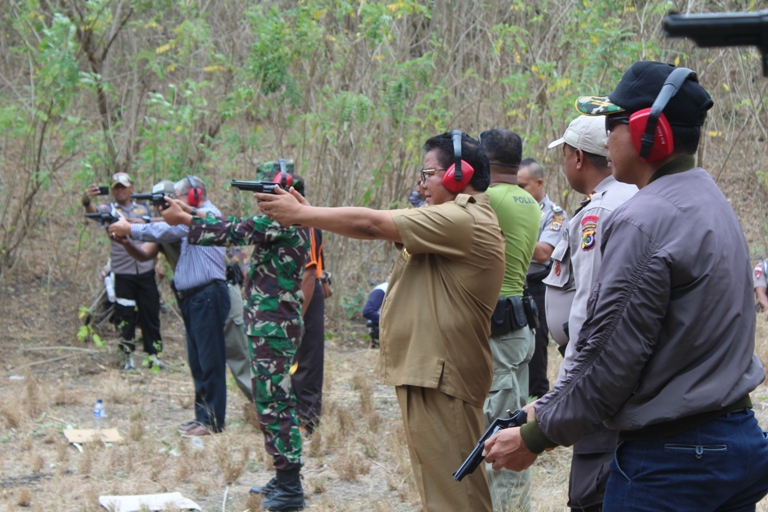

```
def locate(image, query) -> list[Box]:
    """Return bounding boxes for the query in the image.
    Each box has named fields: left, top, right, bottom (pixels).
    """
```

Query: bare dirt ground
left=1, top=266, right=767, bottom=512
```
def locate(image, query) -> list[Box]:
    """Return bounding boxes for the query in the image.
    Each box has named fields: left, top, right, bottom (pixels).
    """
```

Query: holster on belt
left=522, top=296, right=539, bottom=330
left=490, top=296, right=528, bottom=336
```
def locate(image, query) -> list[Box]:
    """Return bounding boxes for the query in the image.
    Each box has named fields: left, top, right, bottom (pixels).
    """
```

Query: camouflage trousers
left=249, top=335, right=302, bottom=470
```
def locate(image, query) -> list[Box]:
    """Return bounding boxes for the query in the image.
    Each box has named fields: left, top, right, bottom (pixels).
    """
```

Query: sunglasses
left=605, top=116, right=630, bottom=136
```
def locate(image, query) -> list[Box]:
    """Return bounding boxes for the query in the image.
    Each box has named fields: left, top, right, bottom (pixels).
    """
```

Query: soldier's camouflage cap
left=575, top=61, right=713, bottom=127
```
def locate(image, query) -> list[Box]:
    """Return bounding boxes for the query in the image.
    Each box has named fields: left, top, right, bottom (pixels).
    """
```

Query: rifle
left=85, top=212, right=121, bottom=227
left=452, top=409, right=527, bottom=482
left=230, top=180, right=282, bottom=194
left=131, top=192, right=169, bottom=209
left=662, top=10, right=768, bottom=76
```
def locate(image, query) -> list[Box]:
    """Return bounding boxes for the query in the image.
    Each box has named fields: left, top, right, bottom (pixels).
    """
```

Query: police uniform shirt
left=96, top=201, right=154, bottom=275
left=754, top=259, right=768, bottom=290
left=543, top=176, right=637, bottom=382
left=528, top=194, right=566, bottom=276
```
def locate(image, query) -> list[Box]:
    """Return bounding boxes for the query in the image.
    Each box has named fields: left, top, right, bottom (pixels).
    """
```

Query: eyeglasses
left=605, top=116, right=630, bottom=136
left=420, top=168, right=446, bottom=183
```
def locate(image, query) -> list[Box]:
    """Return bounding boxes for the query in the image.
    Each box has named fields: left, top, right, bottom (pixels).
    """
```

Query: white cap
left=547, top=115, right=608, bottom=157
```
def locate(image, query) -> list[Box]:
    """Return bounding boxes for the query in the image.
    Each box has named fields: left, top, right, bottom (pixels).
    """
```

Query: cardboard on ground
left=64, top=428, right=123, bottom=443
left=98, top=492, right=201, bottom=511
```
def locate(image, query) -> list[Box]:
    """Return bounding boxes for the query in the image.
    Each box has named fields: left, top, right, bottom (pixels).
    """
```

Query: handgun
left=85, top=212, right=121, bottom=227
left=452, top=409, right=528, bottom=482
left=230, top=180, right=282, bottom=194
left=131, top=192, right=169, bottom=209
left=663, top=10, right=768, bottom=76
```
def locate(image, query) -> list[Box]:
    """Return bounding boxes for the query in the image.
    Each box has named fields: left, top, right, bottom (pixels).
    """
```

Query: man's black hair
left=423, top=132, right=491, bottom=192
left=520, top=157, right=545, bottom=179
left=584, top=152, right=609, bottom=170
left=670, top=125, right=701, bottom=155
left=478, top=129, right=523, bottom=168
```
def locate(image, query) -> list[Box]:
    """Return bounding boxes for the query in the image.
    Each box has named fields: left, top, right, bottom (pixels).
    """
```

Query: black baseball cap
left=575, top=61, right=714, bottom=127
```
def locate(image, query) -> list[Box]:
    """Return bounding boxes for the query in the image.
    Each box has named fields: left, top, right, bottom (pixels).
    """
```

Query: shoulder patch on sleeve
left=580, top=215, right=599, bottom=251
left=755, top=264, right=764, bottom=280
left=550, top=212, right=565, bottom=231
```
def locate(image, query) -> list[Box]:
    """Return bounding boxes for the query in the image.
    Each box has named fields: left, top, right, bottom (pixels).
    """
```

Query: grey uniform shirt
left=96, top=201, right=155, bottom=275
left=753, top=259, right=768, bottom=290
left=527, top=194, right=566, bottom=277
left=543, top=176, right=637, bottom=382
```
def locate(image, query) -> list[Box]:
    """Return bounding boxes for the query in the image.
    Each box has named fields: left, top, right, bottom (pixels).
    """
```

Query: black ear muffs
left=628, top=67, right=696, bottom=162
left=442, top=130, right=474, bottom=194
left=187, top=176, right=202, bottom=207
left=271, top=158, right=293, bottom=188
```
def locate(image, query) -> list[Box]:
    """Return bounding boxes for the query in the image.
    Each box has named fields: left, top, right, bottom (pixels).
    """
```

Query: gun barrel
left=230, top=180, right=279, bottom=194
left=663, top=10, right=768, bottom=76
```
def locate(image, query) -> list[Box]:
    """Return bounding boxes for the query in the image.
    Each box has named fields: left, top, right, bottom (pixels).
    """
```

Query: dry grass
left=0, top=316, right=767, bottom=511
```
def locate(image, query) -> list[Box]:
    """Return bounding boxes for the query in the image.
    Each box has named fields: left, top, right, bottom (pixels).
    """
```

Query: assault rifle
left=230, top=180, right=283, bottom=194
left=663, top=10, right=768, bottom=76
left=85, top=211, right=121, bottom=227
left=131, top=192, right=169, bottom=209
left=452, top=408, right=528, bottom=482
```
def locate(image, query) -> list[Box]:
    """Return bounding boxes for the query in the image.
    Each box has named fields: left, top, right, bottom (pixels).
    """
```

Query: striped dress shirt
left=129, top=200, right=226, bottom=291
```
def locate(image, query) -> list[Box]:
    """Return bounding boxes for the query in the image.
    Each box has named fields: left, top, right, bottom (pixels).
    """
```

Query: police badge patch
left=550, top=212, right=564, bottom=232
left=581, top=215, right=599, bottom=251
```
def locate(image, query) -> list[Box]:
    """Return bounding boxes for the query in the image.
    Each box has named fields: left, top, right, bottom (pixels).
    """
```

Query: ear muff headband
left=631, top=67, right=696, bottom=162
left=272, top=158, right=293, bottom=188
left=442, top=130, right=475, bottom=194
left=187, top=176, right=201, bottom=207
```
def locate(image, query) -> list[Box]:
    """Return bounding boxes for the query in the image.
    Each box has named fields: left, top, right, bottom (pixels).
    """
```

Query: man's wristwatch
left=190, top=207, right=197, bottom=217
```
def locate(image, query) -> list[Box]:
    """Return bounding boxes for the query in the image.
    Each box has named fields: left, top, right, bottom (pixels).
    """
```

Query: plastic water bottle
left=104, top=274, right=116, bottom=303
left=93, top=399, right=106, bottom=429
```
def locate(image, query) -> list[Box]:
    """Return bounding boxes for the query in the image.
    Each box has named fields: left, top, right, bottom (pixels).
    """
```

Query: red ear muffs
left=442, top=160, right=475, bottom=193
left=187, top=188, right=201, bottom=206
left=273, top=172, right=293, bottom=188
left=186, top=176, right=202, bottom=207
left=629, top=109, right=674, bottom=162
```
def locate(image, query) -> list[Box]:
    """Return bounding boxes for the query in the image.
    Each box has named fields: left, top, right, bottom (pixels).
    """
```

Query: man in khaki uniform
left=254, top=131, right=505, bottom=512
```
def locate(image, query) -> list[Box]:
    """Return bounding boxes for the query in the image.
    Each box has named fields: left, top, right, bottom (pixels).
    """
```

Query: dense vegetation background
left=1, top=0, right=767, bottom=319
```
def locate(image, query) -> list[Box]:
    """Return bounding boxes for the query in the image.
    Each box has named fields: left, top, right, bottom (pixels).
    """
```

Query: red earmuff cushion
left=272, top=173, right=293, bottom=188
left=442, top=160, right=475, bottom=194
left=629, top=109, right=675, bottom=162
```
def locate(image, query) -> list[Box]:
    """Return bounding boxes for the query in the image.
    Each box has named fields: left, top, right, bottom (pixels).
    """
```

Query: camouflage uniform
left=188, top=213, right=310, bottom=470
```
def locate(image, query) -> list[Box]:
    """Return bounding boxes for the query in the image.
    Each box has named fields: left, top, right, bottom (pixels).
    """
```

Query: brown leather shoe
left=181, top=424, right=211, bottom=437
left=177, top=421, right=198, bottom=433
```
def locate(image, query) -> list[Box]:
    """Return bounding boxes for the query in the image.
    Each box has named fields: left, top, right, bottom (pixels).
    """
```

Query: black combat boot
left=249, top=476, right=277, bottom=495
left=261, top=466, right=305, bottom=511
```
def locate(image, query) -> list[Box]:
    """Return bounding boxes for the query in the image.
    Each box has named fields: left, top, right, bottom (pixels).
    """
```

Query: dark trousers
left=527, top=281, right=550, bottom=398
left=179, top=281, right=230, bottom=431
left=291, top=280, right=325, bottom=432
left=114, top=270, right=162, bottom=354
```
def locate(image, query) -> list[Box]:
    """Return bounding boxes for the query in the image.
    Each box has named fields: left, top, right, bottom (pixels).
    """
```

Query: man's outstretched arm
left=255, top=187, right=403, bottom=243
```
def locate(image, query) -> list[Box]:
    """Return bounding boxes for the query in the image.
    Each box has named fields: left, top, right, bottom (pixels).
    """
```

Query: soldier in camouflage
left=161, top=175, right=310, bottom=512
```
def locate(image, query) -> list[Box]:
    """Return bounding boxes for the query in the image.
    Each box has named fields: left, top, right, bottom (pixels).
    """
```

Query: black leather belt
left=175, top=279, right=225, bottom=301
